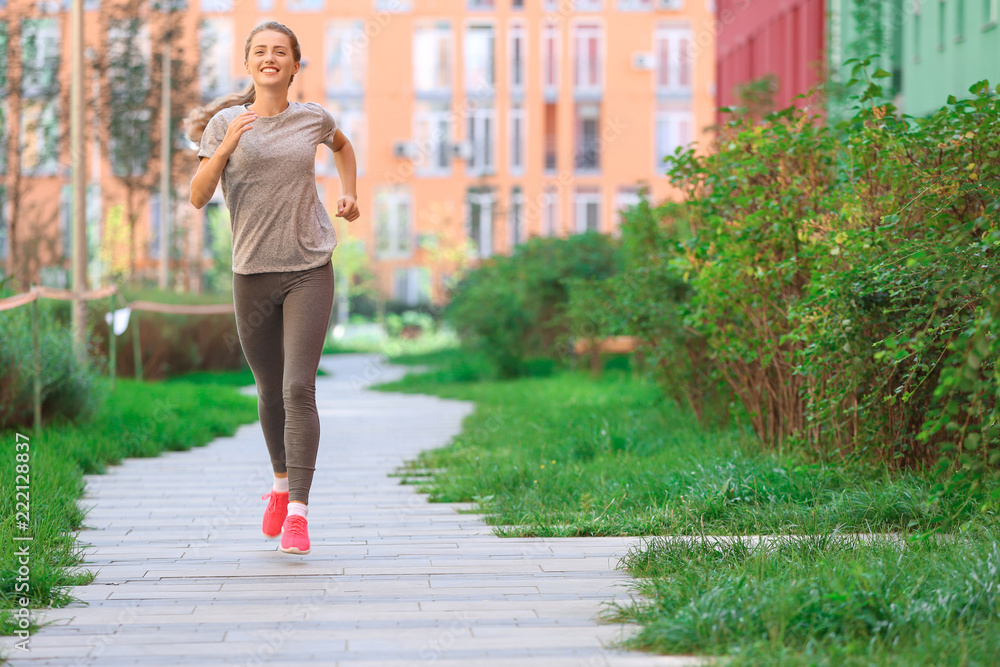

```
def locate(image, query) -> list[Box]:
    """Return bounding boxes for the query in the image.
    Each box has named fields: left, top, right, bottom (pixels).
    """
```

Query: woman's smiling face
left=245, top=30, right=299, bottom=90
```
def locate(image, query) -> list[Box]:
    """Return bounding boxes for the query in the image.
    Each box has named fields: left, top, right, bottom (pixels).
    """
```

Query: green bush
left=0, top=291, right=104, bottom=430
left=445, top=232, right=622, bottom=378
left=563, top=66, right=1000, bottom=513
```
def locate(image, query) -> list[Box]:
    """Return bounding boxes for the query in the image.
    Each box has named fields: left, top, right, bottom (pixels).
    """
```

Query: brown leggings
left=232, top=259, right=334, bottom=505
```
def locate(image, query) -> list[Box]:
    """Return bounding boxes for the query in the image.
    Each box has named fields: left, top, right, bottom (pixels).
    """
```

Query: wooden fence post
left=31, top=293, right=41, bottom=434
left=108, top=292, right=117, bottom=390
left=132, top=312, right=143, bottom=381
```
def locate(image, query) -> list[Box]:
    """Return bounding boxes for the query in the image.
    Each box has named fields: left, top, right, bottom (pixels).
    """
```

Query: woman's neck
left=249, top=89, right=290, bottom=117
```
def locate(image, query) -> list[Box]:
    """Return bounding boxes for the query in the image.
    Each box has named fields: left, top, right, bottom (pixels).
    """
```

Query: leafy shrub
left=560, top=66, right=999, bottom=516
left=565, top=195, right=730, bottom=424
left=630, top=67, right=1000, bottom=510
left=0, top=292, right=104, bottom=429
left=445, top=232, right=622, bottom=378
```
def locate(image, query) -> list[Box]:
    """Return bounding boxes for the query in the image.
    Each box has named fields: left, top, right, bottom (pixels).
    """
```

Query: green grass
left=323, top=328, right=460, bottom=357
left=375, top=357, right=980, bottom=537
left=168, top=365, right=327, bottom=386
left=373, top=349, right=1000, bottom=665
left=0, top=369, right=259, bottom=648
left=611, top=529, right=1000, bottom=665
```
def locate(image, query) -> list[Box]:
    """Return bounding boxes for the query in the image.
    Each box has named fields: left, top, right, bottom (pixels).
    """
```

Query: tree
left=95, top=0, right=202, bottom=287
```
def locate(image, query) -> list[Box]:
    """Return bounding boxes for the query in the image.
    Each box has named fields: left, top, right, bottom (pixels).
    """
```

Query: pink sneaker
left=280, top=515, right=310, bottom=555
left=261, top=490, right=289, bottom=538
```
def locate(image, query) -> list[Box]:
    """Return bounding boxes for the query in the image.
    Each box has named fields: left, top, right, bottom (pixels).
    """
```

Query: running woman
left=186, top=21, right=360, bottom=555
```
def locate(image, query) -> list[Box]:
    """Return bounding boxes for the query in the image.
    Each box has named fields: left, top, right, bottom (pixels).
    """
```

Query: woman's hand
left=218, top=111, right=257, bottom=158
left=335, top=195, right=360, bottom=222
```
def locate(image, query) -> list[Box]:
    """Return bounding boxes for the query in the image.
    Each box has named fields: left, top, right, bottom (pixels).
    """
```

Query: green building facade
left=902, top=0, right=1000, bottom=116
left=828, top=0, right=999, bottom=118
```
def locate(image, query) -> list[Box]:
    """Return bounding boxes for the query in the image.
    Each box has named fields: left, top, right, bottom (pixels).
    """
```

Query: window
left=258, top=0, right=274, bottom=8
left=326, top=21, right=366, bottom=97
left=542, top=23, right=559, bottom=97
left=513, top=0, right=524, bottom=8
left=375, top=0, right=412, bottom=10
left=467, top=103, right=495, bottom=175
left=957, top=0, right=966, bottom=40
left=375, top=186, right=413, bottom=258
left=287, top=0, right=323, bottom=10
left=153, top=0, right=188, bottom=11
left=509, top=101, right=526, bottom=175
left=986, top=0, right=999, bottom=25
left=414, top=100, right=452, bottom=175
left=393, top=267, right=432, bottom=306
left=465, top=24, right=495, bottom=94
left=110, top=110, right=152, bottom=177
left=655, top=104, right=693, bottom=168
left=317, top=100, right=364, bottom=176
left=467, top=189, right=494, bottom=257
left=200, top=0, right=231, bottom=10
left=542, top=187, right=559, bottom=236
left=203, top=200, right=226, bottom=259
left=574, top=187, right=601, bottom=233
left=0, top=22, right=8, bottom=92
left=108, top=20, right=152, bottom=103
left=577, top=0, right=604, bottom=9
left=614, top=187, right=641, bottom=233
left=574, top=103, right=601, bottom=172
left=939, top=0, right=947, bottom=50
left=509, top=187, right=524, bottom=248
left=618, top=0, right=652, bottom=9
left=21, top=19, right=60, bottom=98
left=0, top=186, right=7, bottom=262
left=59, top=184, right=102, bottom=261
left=544, top=102, right=557, bottom=172
left=914, top=3, right=922, bottom=63
left=655, top=25, right=692, bottom=96
left=147, top=190, right=175, bottom=262
left=415, top=22, right=452, bottom=96
left=0, top=101, right=7, bottom=175
left=20, top=99, right=59, bottom=176
left=199, top=18, right=234, bottom=101
left=375, top=188, right=412, bottom=258
left=509, top=22, right=526, bottom=93
left=469, top=0, right=495, bottom=8
left=149, top=192, right=163, bottom=257
left=573, top=22, right=603, bottom=94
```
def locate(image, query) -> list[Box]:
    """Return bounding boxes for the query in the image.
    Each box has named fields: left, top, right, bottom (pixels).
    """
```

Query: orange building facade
left=2, top=0, right=715, bottom=307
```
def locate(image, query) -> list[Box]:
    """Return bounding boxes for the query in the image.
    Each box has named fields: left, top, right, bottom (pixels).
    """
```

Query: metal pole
left=158, top=42, right=172, bottom=290
left=71, top=0, right=87, bottom=365
left=32, top=293, right=41, bottom=434
left=108, top=292, right=116, bottom=391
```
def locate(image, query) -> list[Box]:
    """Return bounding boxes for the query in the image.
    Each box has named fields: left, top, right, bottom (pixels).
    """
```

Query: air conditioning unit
left=450, top=141, right=474, bottom=161
left=392, top=141, right=417, bottom=159
left=631, top=52, right=655, bottom=71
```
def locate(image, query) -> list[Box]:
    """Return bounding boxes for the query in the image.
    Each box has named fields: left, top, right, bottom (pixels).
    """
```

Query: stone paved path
left=3, top=354, right=705, bottom=667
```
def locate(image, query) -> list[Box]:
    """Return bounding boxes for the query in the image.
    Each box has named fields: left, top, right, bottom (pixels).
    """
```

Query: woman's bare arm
left=190, top=154, right=227, bottom=209
left=190, top=111, right=257, bottom=209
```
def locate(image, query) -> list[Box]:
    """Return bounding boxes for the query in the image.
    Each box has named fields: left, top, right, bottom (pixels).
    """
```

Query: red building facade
left=716, top=0, right=827, bottom=122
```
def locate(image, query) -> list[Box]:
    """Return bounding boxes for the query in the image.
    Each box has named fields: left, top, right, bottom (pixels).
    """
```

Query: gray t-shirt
left=197, top=101, right=339, bottom=275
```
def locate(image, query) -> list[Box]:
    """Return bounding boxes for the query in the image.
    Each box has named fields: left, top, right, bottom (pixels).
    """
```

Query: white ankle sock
left=272, top=476, right=289, bottom=494
left=287, top=502, right=308, bottom=518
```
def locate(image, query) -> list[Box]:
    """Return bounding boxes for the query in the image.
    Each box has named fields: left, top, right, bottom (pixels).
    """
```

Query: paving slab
left=2, top=353, right=710, bottom=667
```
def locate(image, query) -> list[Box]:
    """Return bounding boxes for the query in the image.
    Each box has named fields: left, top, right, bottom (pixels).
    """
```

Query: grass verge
left=0, top=369, right=259, bottom=648
left=375, top=349, right=986, bottom=537
left=373, top=348, right=999, bottom=665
